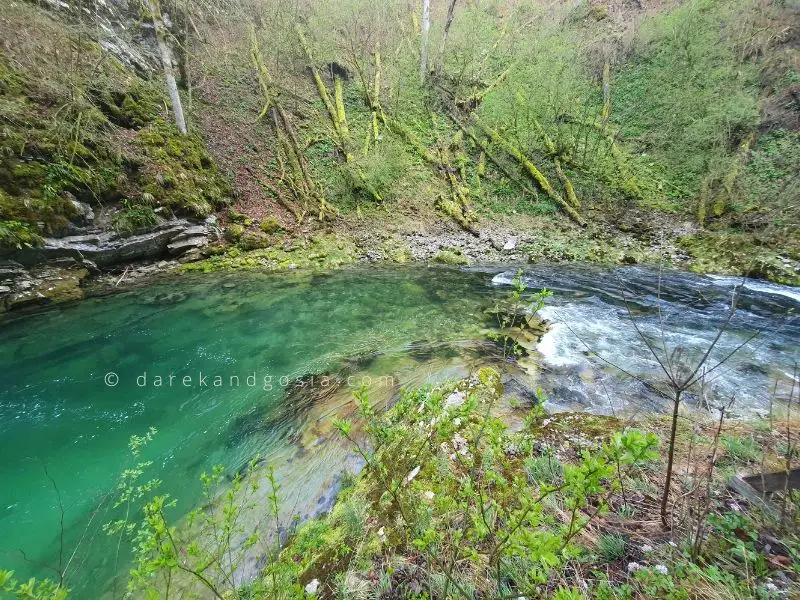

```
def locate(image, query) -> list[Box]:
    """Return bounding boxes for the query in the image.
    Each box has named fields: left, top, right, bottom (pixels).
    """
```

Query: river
left=0, top=264, right=797, bottom=596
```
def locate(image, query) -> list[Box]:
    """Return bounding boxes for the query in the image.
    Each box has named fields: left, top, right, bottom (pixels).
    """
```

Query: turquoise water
left=0, top=266, right=499, bottom=596
left=0, top=264, right=797, bottom=596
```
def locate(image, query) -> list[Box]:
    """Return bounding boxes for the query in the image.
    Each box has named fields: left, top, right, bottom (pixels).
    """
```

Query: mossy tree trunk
left=601, top=59, right=611, bottom=123
left=250, top=25, right=335, bottom=221
left=533, top=119, right=580, bottom=209
left=561, top=114, right=643, bottom=202
left=439, top=0, right=458, bottom=68
left=473, top=117, right=586, bottom=226
left=297, top=26, right=382, bottom=213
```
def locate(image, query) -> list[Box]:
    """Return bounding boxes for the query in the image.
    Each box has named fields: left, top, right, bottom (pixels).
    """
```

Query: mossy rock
left=224, top=223, right=245, bottom=242
left=679, top=232, right=799, bottom=285
left=228, top=208, right=253, bottom=225
left=135, top=119, right=231, bottom=218
left=379, top=238, right=413, bottom=263
left=432, top=248, right=469, bottom=265
left=6, top=267, right=89, bottom=310
left=238, top=231, right=271, bottom=251
left=8, top=161, right=47, bottom=190
left=0, top=176, right=78, bottom=235
left=88, top=73, right=162, bottom=130
left=183, top=234, right=359, bottom=274
left=0, top=16, right=228, bottom=247
left=260, top=217, right=282, bottom=234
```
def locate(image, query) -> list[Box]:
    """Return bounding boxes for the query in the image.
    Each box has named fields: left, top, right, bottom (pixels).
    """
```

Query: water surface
left=0, top=264, right=797, bottom=595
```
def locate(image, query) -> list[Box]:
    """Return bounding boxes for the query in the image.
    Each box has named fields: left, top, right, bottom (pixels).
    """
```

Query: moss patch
left=182, top=233, right=359, bottom=273
left=679, top=231, right=799, bottom=285
left=432, top=248, right=469, bottom=265
left=136, top=119, right=231, bottom=219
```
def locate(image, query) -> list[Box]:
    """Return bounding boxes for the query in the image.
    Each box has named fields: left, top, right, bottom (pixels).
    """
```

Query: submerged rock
left=138, top=290, right=188, bottom=306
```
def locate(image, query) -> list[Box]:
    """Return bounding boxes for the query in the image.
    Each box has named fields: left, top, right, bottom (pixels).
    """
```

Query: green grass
left=720, top=434, right=760, bottom=464
left=597, top=533, right=627, bottom=563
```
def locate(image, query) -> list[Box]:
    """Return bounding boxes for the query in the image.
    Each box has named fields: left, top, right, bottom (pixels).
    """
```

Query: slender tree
left=146, top=0, right=187, bottom=134
left=440, top=0, right=457, bottom=63
left=420, top=0, right=431, bottom=83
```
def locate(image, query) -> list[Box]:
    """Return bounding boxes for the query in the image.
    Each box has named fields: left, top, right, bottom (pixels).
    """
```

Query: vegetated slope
left=60, top=369, right=799, bottom=599
left=0, top=0, right=797, bottom=284
left=188, top=0, right=799, bottom=282
left=0, top=1, right=230, bottom=250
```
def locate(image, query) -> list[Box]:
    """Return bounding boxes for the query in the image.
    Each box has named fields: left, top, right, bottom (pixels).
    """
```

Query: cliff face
left=0, top=0, right=231, bottom=312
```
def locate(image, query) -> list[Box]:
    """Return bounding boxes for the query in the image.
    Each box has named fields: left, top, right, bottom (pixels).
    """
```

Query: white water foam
left=491, top=271, right=515, bottom=286
left=708, top=275, right=800, bottom=304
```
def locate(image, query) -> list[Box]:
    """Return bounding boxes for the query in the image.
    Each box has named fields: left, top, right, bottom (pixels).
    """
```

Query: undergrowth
left=7, top=369, right=798, bottom=599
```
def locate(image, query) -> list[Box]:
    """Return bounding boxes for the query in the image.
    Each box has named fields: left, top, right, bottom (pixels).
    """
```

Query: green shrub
left=0, top=219, right=42, bottom=248
left=111, top=201, right=157, bottom=236
left=224, top=223, right=244, bottom=242
left=0, top=570, right=67, bottom=600
left=347, top=138, right=410, bottom=202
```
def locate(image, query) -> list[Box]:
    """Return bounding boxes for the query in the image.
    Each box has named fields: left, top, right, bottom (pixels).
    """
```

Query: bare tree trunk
left=184, top=0, right=192, bottom=116
left=420, top=0, right=431, bottom=83
left=440, top=0, right=457, bottom=62
left=601, top=59, right=611, bottom=122
left=147, top=0, right=187, bottom=134
left=661, top=388, right=682, bottom=528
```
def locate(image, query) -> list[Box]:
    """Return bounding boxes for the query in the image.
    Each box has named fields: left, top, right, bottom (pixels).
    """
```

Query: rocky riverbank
left=3, top=206, right=799, bottom=316
left=0, top=214, right=218, bottom=313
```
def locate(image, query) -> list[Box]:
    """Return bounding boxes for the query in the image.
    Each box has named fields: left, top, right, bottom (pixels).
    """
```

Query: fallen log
left=473, top=117, right=586, bottom=226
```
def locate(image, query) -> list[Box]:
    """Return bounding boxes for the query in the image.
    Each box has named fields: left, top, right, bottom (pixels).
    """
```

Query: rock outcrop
left=8, top=219, right=213, bottom=267
left=0, top=259, right=91, bottom=313
left=0, top=219, right=216, bottom=313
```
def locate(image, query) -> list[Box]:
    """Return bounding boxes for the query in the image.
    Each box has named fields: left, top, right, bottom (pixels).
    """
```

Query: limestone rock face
left=8, top=220, right=213, bottom=267
left=40, top=0, right=160, bottom=75
left=167, top=226, right=211, bottom=256
left=0, top=219, right=215, bottom=313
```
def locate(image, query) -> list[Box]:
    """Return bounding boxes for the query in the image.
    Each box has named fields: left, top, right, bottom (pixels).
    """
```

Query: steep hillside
left=185, top=0, right=799, bottom=280
left=0, top=0, right=231, bottom=311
